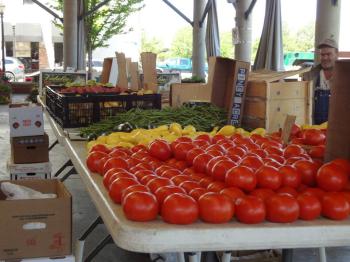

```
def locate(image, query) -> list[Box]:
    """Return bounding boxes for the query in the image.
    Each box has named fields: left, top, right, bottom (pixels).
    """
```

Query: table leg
left=60, top=166, right=77, bottom=182
left=49, top=139, right=59, bottom=151
left=319, top=247, right=327, bottom=262
left=221, top=251, right=231, bottom=262
left=188, top=252, right=201, bottom=262
left=176, top=252, right=185, bottom=262
left=282, top=249, right=293, bottom=262
left=75, top=216, right=103, bottom=262
left=84, top=234, right=113, bottom=262
left=54, top=159, right=73, bottom=177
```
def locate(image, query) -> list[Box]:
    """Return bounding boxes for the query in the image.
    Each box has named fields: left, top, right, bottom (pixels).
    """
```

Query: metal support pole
left=84, top=234, right=113, bottom=262
left=192, top=0, right=206, bottom=79
left=319, top=247, right=327, bottom=262
left=63, top=0, right=78, bottom=70
left=1, top=12, right=5, bottom=72
left=12, top=25, right=16, bottom=57
left=221, top=251, right=231, bottom=262
left=314, top=0, right=341, bottom=63
left=176, top=253, right=185, bottom=262
left=59, top=166, right=77, bottom=182
left=188, top=252, right=199, bottom=262
left=234, top=0, right=253, bottom=62
left=282, top=249, right=293, bottom=262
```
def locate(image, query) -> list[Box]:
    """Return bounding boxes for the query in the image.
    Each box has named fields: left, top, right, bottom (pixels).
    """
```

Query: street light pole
left=0, top=2, right=5, bottom=72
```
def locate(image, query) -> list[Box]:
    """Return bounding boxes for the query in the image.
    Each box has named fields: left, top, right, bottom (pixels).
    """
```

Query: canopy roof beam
left=30, top=0, right=63, bottom=23
left=80, top=0, right=112, bottom=20
left=162, top=0, right=193, bottom=26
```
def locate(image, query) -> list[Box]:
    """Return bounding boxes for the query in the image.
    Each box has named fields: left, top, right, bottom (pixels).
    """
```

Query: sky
left=137, top=0, right=350, bottom=51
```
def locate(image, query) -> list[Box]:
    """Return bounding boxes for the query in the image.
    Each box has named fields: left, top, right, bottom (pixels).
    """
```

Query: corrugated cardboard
left=11, top=134, right=49, bottom=164
left=18, top=255, right=75, bottom=261
left=100, top=57, right=113, bottom=84
left=7, top=161, right=51, bottom=175
left=10, top=172, right=51, bottom=180
left=0, top=179, right=72, bottom=261
left=170, top=83, right=210, bottom=107
left=325, top=60, right=350, bottom=161
left=9, top=103, right=44, bottom=138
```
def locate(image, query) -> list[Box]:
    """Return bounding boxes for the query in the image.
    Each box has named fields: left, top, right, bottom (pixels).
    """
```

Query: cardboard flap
left=249, top=67, right=311, bottom=82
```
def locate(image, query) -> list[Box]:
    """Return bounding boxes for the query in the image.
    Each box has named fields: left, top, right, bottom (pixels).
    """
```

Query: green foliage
left=251, top=22, right=315, bottom=62
left=220, top=31, right=234, bottom=58
left=51, top=0, right=144, bottom=51
left=140, top=32, right=169, bottom=60
left=170, top=27, right=193, bottom=58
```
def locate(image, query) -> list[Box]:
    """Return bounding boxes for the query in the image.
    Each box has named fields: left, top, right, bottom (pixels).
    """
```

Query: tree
left=220, top=31, right=234, bottom=58
left=140, top=32, right=169, bottom=60
left=170, top=27, right=193, bottom=58
left=51, top=0, right=144, bottom=72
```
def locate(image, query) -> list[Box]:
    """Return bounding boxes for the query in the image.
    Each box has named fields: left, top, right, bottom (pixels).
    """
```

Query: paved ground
left=1, top=96, right=350, bottom=261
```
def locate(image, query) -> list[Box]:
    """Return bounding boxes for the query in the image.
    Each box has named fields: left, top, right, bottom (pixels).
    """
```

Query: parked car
left=157, top=57, right=209, bottom=74
left=0, top=57, right=25, bottom=82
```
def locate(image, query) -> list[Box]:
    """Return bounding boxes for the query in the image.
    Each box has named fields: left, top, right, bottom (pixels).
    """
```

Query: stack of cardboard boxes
left=8, top=103, right=51, bottom=180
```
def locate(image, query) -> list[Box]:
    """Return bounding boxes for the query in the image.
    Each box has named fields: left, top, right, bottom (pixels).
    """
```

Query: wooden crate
left=242, top=68, right=312, bottom=133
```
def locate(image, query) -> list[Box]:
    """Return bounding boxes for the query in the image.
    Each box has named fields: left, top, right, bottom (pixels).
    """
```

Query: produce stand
left=37, top=96, right=350, bottom=262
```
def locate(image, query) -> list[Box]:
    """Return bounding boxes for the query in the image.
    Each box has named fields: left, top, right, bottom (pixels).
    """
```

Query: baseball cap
left=317, top=38, right=338, bottom=49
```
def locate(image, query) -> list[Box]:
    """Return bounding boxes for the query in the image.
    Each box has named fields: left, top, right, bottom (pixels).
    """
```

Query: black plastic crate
left=45, top=86, right=161, bottom=128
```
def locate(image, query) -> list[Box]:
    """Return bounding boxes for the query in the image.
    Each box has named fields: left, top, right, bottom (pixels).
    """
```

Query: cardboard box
left=170, top=57, right=250, bottom=114
left=9, top=104, right=44, bottom=138
left=7, top=161, right=52, bottom=175
left=0, top=179, right=72, bottom=261
left=11, top=134, right=49, bottom=164
left=242, top=69, right=312, bottom=132
left=10, top=172, right=51, bottom=180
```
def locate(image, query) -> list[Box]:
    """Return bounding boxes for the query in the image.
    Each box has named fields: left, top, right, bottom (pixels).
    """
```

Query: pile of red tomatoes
left=86, top=133, right=350, bottom=225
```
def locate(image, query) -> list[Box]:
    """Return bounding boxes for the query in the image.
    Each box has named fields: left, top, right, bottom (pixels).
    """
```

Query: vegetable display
left=80, top=105, right=228, bottom=139
left=86, top=129, right=350, bottom=225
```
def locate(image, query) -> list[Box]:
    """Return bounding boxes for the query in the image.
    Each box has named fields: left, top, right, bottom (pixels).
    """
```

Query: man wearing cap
left=304, top=38, right=339, bottom=124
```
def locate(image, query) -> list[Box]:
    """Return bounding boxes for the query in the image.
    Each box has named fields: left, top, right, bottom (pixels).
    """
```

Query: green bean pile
left=80, top=105, right=227, bottom=139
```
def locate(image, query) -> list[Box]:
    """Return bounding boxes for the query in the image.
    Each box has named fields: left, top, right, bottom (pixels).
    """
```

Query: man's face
left=320, top=47, right=338, bottom=70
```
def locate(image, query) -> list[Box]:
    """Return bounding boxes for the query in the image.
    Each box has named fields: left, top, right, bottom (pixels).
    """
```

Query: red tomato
left=226, top=147, right=246, bottom=158
left=140, top=174, right=158, bottom=185
left=103, top=157, right=129, bottom=175
left=126, top=157, right=142, bottom=168
left=331, top=158, right=350, bottom=174
left=147, top=177, right=173, bottom=193
left=179, top=181, right=202, bottom=193
left=171, top=160, right=188, bottom=171
left=198, top=192, right=234, bottom=223
left=283, top=145, right=305, bottom=159
left=90, top=144, right=110, bottom=154
left=255, top=166, right=282, bottom=191
left=189, top=188, right=209, bottom=201
left=206, top=156, right=230, bottom=176
left=171, top=175, right=193, bottom=186
left=206, top=149, right=224, bottom=157
left=122, top=191, right=158, bottom=221
left=220, top=187, right=245, bottom=202
left=131, top=151, right=149, bottom=160
left=121, top=184, right=150, bottom=202
left=192, top=139, right=210, bottom=149
left=249, top=188, right=275, bottom=202
left=96, top=156, right=111, bottom=175
left=134, top=169, right=154, bottom=181
left=135, top=162, right=153, bottom=171
left=155, top=165, right=173, bottom=176
left=160, top=169, right=182, bottom=179
left=105, top=170, right=134, bottom=189
left=154, top=185, right=186, bottom=205
left=308, top=145, right=325, bottom=159
left=303, top=129, right=326, bottom=146
left=261, top=140, right=282, bottom=149
left=196, top=134, right=212, bottom=143
left=278, top=165, right=302, bottom=188
left=235, top=196, right=266, bottom=224
left=174, top=136, right=193, bottom=144
left=227, top=154, right=242, bottom=163
left=316, top=162, right=348, bottom=192
left=206, top=144, right=225, bottom=153
left=109, top=177, right=139, bottom=204
left=130, top=144, right=148, bottom=153
left=297, top=194, right=321, bottom=220
left=264, top=146, right=284, bottom=156
left=250, top=149, right=267, bottom=158
left=301, top=187, right=326, bottom=202
left=264, top=159, right=282, bottom=169
left=277, top=186, right=298, bottom=198
left=225, top=166, right=257, bottom=192
left=211, top=160, right=236, bottom=182
left=86, top=151, right=108, bottom=173
left=207, top=181, right=226, bottom=192
left=265, top=194, right=299, bottom=223
left=193, top=153, right=214, bottom=173
left=240, top=156, right=264, bottom=171
left=183, top=167, right=196, bottom=176
left=109, top=149, right=129, bottom=159
left=212, top=134, right=226, bottom=144
left=199, top=176, right=215, bottom=188
left=186, top=148, right=205, bottom=166
left=322, top=192, right=350, bottom=220
left=149, top=139, right=172, bottom=161
left=293, top=160, right=319, bottom=187
left=267, top=154, right=285, bottom=165
left=173, top=143, right=196, bottom=161
left=161, top=193, right=199, bottom=224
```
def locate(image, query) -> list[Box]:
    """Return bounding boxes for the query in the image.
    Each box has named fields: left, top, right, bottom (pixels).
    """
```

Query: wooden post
left=116, top=52, right=128, bottom=88
left=100, top=57, right=113, bottom=84
left=141, top=52, right=158, bottom=92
